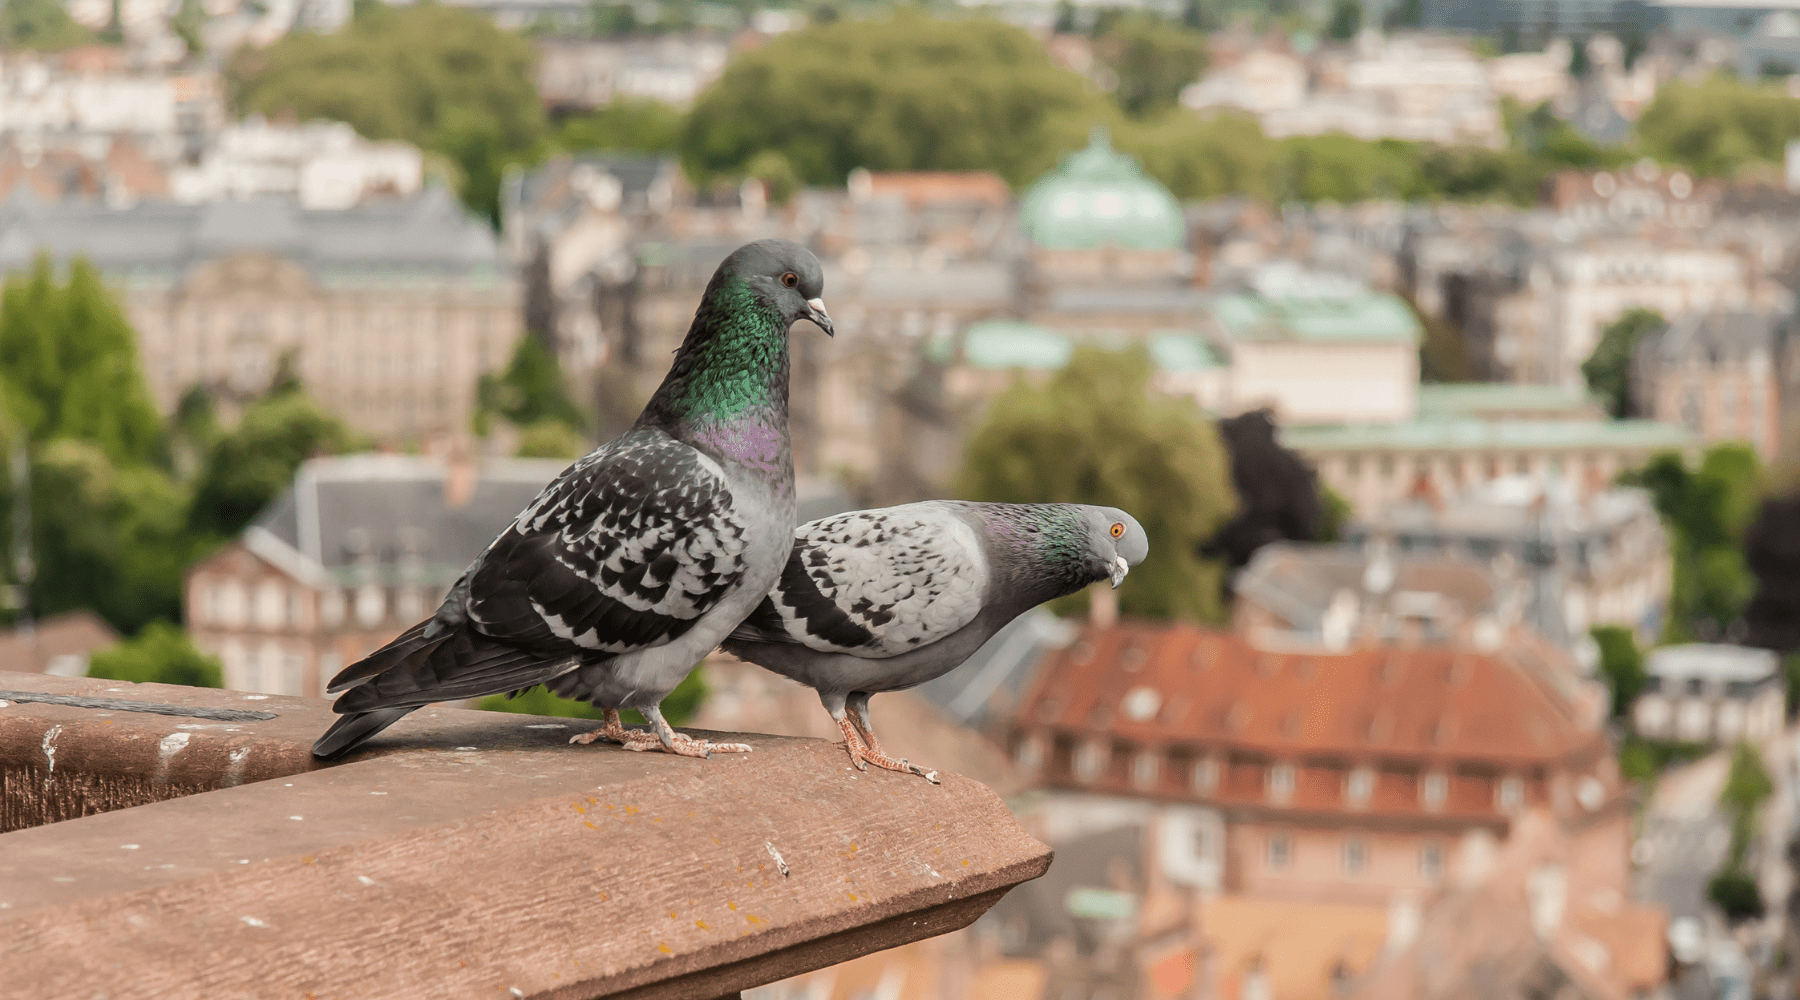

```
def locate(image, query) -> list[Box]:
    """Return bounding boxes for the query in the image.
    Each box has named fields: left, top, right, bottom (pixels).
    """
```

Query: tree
left=227, top=3, right=548, bottom=223
left=1327, top=0, right=1362, bottom=39
left=1, top=0, right=91, bottom=49
left=1709, top=867, right=1766, bottom=921
left=1590, top=625, right=1646, bottom=719
left=1092, top=15, right=1208, bottom=119
left=480, top=668, right=706, bottom=726
left=475, top=336, right=586, bottom=436
left=1637, top=76, right=1800, bottom=178
left=86, top=622, right=224, bottom=688
left=1202, top=409, right=1326, bottom=574
left=187, top=385, right=362, bottom=539
left=1581, top=308, right=1664, bottom=418
left=680, top=13, right=1113, bottom=189
left=1622, top=445, right=1761, bottom=642
left=955, top=347, right=1238, bottom=621
left=0, top=256, right=166, bottom=466
left=555, top=98, right=684, bottom=154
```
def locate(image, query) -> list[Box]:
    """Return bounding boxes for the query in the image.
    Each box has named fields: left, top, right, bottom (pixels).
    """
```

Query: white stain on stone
left=454, top=746, right=478, bottom=751
left=120, top=844, right=140, bottom=850
left=158, top=732, right=191, bottom=758
left=289, top=815, right=303, bottom=821
left=52, top=876, right=74, bottom=883
left=357, top=876, right=377, bottom=886
left=41, top=725, right=62, bottom=789
left=240, top=916, right=268, bottom=928
left=525, top=724, right=566, bottom=729
left=242, top=695, right=269, bottom=700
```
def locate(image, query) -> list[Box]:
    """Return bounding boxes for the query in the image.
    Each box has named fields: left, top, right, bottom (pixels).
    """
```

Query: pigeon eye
left=1110, top=523, right=1125, bottom=538
left=781, top=272, right=799, bottom=288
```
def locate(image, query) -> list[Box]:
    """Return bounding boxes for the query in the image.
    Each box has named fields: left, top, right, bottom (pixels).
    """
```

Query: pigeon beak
left=805, top=297, right=835, bottom=337
left=1111, top=556, right=1130, bottom=589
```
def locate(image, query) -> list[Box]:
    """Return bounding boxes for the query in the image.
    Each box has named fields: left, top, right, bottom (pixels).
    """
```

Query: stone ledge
left=0, top=672, right=1052, bottom=1000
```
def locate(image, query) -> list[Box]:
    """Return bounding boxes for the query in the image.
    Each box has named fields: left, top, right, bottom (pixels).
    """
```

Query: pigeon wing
left=464, top=430, right=752, bottom=657
left=749, top=505, right=989, bottom=658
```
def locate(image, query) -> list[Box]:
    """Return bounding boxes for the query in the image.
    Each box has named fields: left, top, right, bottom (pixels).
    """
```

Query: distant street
left=1638, top=750, right=1732, bottom=1000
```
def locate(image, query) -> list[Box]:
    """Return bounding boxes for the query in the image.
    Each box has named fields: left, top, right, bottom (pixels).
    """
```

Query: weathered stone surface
left=0, top=672, right=1051, bottom=1000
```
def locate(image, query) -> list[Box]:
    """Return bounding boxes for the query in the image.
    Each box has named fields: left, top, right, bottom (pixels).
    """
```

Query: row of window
left=194, top=577, right=437, bottom=631
left=1025, top=736, right=1532, bottom=814
left=1263, top=832, right=1445, bottom=881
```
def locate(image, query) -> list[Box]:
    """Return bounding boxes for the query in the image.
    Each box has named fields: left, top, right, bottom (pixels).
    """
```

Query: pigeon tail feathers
left=312, top=708, right=415, bottom=759
left=324, top=619, right=450, bottom=695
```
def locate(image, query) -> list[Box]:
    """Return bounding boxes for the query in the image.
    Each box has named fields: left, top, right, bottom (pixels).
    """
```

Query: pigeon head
left=1074, top=505, right=1148, bottom=589
left=717, top=239, right=833, bottom=337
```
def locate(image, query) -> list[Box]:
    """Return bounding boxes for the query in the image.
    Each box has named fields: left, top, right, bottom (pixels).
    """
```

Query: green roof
left=1280, top=418, right=1696, bottom=453
left=1213, top=292, right=1421, bottom=344
left=929, top=321, right=1221, bottom=373
left=1415, top=383, right=1605, bottom=418
left=1019, top=130, right=1184, bottom=251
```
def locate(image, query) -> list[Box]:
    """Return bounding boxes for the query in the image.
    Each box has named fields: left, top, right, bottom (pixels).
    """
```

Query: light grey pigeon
left=721, top=501, right=1147, bottom=781
left=312, top=239, right=833, bottom=760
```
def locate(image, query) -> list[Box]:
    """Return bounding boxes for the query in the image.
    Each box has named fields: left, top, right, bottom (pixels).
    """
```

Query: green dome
left=1020, top=130, right=1184, bottom=251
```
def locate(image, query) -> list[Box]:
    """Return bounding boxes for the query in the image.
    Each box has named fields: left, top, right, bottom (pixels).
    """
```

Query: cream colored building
left=0, top=189, right=520, bottom=442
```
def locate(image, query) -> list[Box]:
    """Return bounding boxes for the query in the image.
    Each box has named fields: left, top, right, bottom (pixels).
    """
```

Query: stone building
left=183, top=454, right=566, bottom=697
left=1017, top=130, right=1189, bottom=288
left=1631, top=644, right=1786, bottom=746
left=1630, top=308, right=1785, bottom=461
left=0, top=188, right=521, bottom=442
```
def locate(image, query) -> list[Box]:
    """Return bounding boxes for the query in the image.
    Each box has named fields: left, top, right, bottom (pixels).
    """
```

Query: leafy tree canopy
left=1581, top=307, right=1664, bottom=418
left=1203, top=409, right=1326, bottom=572
left=1590, top=625, right=1646, bottom=719
left=87, top=621, right=224, bottom=688
left=1, top=0, right=91, bottom=49
left=680, top=13, right=1113, bottom=188
left=955, top=347, right=1238, bottom=621
left=1622, top=444, right=1762, bottom=641
left=0, top=256, right=165, bottom=466
left=187, top=385, right=363, bottom=539
left=1092, top=14, right=1207, bottom=119
left=1637, top=75, right=1800, bottom=177
left=226, top=2, right=548, bottom=223
left=476, top=335, right=586, bottom=436
left=555, top=97, right=684, bottom=155
left=1743, top=491, right=1800, bottom=652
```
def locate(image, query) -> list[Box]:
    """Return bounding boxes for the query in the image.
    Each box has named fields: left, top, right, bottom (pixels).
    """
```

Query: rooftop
left=1211, top=286, right=1421, bottom=345
left=1281, top=417, right=1695, bottom=453
left=1644, top=643, right=1780, bottom=682
left=1019, top=130, right=1184, bottom=252
left=1415, top=383, right=1606, bottom=421
left=927, top=321, right=1222, bottom=372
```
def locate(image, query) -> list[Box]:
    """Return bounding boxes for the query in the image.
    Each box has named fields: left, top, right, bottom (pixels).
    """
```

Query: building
left=0, top=188, right=521, bottom=441
left=1286, top=414, right=1694, bottom=518
left=183, top=453, right=567, bottom=697
left=1632, top=644, right=1786, bottom=746
left=1009, top=621, right=1630, bottom=913
left=0, top=611, right=119, bottom=676
left=534, top=37, right=731, bottom=111
left=168, top=118, right=424, bottom=211
left=1346, top=474, right=1672, bottom=645
left=1017, top=130, right=1188, bottom=285
left=1630, top=309, right=1785, bottom=460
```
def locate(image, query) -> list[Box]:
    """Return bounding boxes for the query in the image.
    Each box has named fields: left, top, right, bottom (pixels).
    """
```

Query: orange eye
left=781, top=272, right=799, bottom=288
left=1110, top=523, right=1125, bottom=538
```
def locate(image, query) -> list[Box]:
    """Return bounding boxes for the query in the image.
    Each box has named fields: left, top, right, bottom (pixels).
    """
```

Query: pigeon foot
left=836, top=718, right=939, bottom=784
left=569, top=709, right=638, bottom=747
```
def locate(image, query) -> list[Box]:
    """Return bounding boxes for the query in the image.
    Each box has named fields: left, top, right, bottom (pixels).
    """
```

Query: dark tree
left=1327, top=0, right=1362, bottom=40
left=1744, top=491, right=1800, bottom=652
left=1202, top=410, right=1325, bottom=571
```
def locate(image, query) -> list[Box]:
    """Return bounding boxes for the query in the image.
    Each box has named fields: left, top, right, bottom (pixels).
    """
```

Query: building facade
left=1632, top=644, right=1786, bottom=746
left=1631, top=309, right=1785, bottom=460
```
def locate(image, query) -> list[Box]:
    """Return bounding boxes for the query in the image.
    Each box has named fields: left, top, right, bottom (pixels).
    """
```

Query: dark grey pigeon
left=312, top=239, right=833, bottom=760
left=722, top=501, right=1147, bottom=781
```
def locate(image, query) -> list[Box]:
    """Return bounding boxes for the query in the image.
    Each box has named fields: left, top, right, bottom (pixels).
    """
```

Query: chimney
left=445, top=439, right=477, bottom=510
left=1089, top=585, right=1119, bottom=630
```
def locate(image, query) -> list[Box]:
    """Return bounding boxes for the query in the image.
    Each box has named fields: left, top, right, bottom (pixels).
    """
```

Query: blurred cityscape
left=4, top=0, right=1800, bottom=997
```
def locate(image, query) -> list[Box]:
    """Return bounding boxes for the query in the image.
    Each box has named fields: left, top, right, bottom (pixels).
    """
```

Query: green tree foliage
left=1, top=0, right=91, bottom=49
left=1092, top=15, right=1207, bottom=119
left=1582, top=308, right=1664, bottom=418
left=1326, top=0, right=1361, bottom=39
left=187, top=386, right=362, bottom=539
left=1637, top=75, right=1800, bottom=177
left=955, top=347, right=1238, bottom=621
left=86, top=621, right=224, bottom=688
left=480, top=667, right=706, bottom=725
left=515, top=419, right=588, bottom=460
left=1710, top=740, right=1775, bottom=921
left=680, top=13, right=1112, bottom=188
left=1618, top=736, right=1707, bottom=783
left=1591, top=625, right=1646, bottom=718
left=1622, top=444, right=1761, bottom=641
left=476, top=336, right=586, bottom=436
left=555, top=98, right=684, bottom=154
left=1709, top=867, right=1766, bottom=921
left=226, top=3, right=548, bottom=223
left=0, top=257, right=165, bottom=466
left=1722, top=741, right=1774, bottom=815
left=21, top=440, right=197, bottom=634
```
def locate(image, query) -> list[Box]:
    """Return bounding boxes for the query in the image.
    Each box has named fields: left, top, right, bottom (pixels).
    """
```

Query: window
left=1193, top=757, right=1220, bottom=794
left=1193, top=825, right=1214, bottom=862
left=1421, top=772, right=1449, bottom=810
left=1342, top=836, right=1367, bottom=875
left=1073, top=740, right=1107, bottom=783
left=1014, top=737, right=1043, bottom=773
left=1267, top=833, right=1292, bottom=870
left=1345, top=767, right=1375, bottom=807
left=1131, top=752, right=1160, bottom=789
left=1268, top=763, right=1296, bottom=803
left=320, top=590, right=346, bottom=628
left=1420, top=843, right=1444, bottom=881
left=355, top=584, right=386, bottom=628
left=1498, top=776, right=1525, bottom=813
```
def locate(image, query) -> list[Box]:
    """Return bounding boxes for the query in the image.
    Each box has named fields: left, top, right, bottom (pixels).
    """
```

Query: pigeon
left=721, top=501, right=1147, bottom=781
left=312, top=239, right=833, bottom=760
